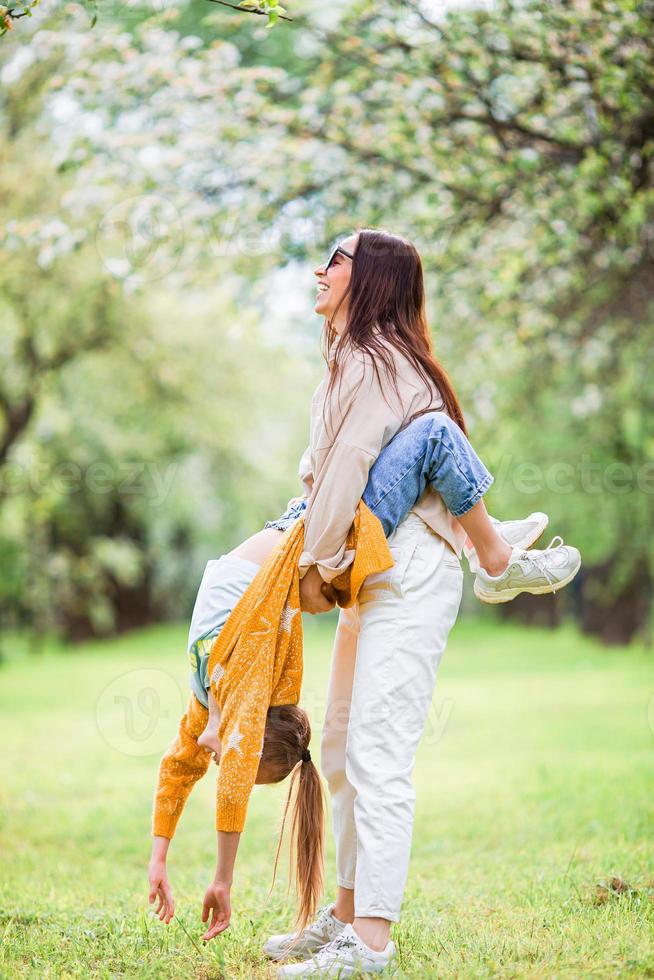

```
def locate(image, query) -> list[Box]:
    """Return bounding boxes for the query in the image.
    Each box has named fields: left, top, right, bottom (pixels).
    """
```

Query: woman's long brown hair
left=322, top=227, right=467, bottom=437
left=263, top=705, right=325, bottom=932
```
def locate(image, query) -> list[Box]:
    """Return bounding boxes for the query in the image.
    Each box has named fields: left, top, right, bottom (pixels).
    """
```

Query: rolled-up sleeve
left=297, top=443, right=314, bottom=497
left=299, top=353, right=402, bottom=583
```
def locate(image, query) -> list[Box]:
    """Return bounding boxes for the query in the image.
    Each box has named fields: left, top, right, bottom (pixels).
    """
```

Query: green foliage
left=1, top=0, right=653, bottom=641
left=0, top=37, right=316, bottom=640
left=235, top=0, right=654, bottom=636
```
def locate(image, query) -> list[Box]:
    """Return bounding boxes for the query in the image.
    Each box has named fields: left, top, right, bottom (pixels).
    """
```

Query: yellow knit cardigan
left=152, top=501, right=393, bottom=837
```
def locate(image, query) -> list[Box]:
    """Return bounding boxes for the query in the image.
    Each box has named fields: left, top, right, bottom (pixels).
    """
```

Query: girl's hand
left=201, top=879, right=231, bottom=941
left=148, top=859, right=175, bottom=924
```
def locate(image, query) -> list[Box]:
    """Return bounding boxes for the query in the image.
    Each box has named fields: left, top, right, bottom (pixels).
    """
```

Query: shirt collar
left=328, top=335, right=340, bottom=364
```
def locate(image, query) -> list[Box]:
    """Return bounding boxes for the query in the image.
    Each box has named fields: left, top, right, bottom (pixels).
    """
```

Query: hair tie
left=301, top=748, right=311, bottom=763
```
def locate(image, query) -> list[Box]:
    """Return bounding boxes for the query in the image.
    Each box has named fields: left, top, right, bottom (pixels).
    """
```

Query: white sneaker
left=474, top=535, right=581, bottom=604
left=264, top=903, right=347, bottom=963
left=276, top=923, right=396, bottom=977
left=464, top=512, right=549, bottom=573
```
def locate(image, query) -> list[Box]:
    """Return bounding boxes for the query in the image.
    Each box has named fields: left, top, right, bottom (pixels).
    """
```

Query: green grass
left=1, top=616, right=653, bottom=978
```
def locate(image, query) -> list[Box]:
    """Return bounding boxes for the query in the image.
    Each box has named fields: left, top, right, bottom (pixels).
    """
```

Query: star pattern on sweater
left=279, top=601, right=300, bottom=635
left=210, top=663, right=225, bottom=686
left=225, top=722, right=244, bottom=756
left=152, top=507, right=393, bottom=838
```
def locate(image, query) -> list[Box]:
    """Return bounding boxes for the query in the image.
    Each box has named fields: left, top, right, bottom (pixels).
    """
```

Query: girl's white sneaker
left=474, top=536, right=581, bottom=604
left=464, top=512, right=549, bottom=573
left=276, top=924, right=396, bottom=977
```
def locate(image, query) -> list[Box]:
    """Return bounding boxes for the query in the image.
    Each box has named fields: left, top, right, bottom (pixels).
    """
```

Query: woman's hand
left=201, top=879, right=231, bottom=940
left=299, top=565, right=337, bottom=614
left=148, top=858, right=175, bottom=924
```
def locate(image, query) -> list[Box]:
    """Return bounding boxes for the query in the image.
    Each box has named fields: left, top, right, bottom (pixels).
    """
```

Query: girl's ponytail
left=290, top=752, right=325, bottom=931
left=265, top=709, right=325, bottom=932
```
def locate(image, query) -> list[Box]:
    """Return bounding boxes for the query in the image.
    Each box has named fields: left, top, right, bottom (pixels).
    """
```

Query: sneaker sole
left=473, top=553, right=581, bottom=604
left=264, top=945, right=318, bottom=963
left=277, top=956, right=397, bottom=978
left=465, top=512, right=549, bottom=572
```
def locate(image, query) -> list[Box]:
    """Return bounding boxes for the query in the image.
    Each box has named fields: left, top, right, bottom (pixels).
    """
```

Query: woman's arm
left=300, top=353, right=403, bottom=584
left=297, top=443, right=314, bottom=497
left=201, top=831, right=241, bottom=940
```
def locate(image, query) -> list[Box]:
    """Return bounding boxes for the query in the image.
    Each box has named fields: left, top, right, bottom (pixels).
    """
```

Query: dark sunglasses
left=324, top=244, right=354, bottom=270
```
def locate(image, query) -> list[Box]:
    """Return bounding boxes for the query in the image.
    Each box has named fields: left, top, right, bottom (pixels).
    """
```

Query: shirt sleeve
left=151, top=694, right=212, bottom=839
left=299, top=352, right=403, bottom=583
left=297, top=443, right=313, bottom=497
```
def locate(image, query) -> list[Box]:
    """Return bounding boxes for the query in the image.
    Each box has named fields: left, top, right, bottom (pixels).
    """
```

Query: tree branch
left=203, top=0, right=293, bottom=23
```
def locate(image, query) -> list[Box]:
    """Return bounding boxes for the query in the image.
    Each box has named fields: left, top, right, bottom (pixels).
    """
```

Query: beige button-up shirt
left=298, top=333, right=466, bottom=582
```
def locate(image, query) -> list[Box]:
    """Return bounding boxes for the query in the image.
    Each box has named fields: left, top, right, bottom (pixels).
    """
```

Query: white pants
left=320, top=511, right=464, bottom=922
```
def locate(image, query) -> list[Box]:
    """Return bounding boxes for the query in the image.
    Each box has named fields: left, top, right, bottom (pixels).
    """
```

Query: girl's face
left=313, top=234, right=357, bottom=332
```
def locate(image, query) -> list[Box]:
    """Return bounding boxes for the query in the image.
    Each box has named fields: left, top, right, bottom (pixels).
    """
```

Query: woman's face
left=313, top=234, right=357, bottom=332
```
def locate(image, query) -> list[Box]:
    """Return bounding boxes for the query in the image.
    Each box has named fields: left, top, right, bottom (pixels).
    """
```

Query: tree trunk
left=577, top=559, right=651, bottom=646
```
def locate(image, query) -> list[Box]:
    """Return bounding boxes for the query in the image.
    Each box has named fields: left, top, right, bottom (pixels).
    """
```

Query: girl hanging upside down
left=148, top=405, right=580, bottom=942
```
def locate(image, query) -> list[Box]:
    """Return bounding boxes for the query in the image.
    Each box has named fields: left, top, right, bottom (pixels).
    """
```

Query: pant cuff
left=354, top=908, right=400, bottom=923
left=450, top=473, right=494, bottom=517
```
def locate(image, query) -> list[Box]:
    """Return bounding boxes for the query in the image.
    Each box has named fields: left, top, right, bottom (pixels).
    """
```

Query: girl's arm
left=148, top=835, right=175, bottom=924
left=201, top=831, right=241, bottom=940
left=149, top=693, right=213, bottom=924
left=152, top=693, right=212, bottom=839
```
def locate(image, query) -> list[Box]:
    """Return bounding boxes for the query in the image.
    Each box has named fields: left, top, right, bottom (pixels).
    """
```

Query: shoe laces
left=316, top=932, right=357, bottom=961
left=310, top=933, right=357, bottom=968
left=307, top=905, right=332, bottom=933
left=519, top=535, right=564, bottom=593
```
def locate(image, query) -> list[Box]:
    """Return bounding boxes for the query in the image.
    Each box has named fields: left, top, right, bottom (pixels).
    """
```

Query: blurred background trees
left=1, top=0, right=652, bottom=645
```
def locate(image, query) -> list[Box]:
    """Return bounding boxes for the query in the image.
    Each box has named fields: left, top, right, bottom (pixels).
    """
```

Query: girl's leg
left=362, top=411, right=512, bottom=573
left=362, top=411, right=575, bottom=591
left=456, top=500, right=511, bottom=575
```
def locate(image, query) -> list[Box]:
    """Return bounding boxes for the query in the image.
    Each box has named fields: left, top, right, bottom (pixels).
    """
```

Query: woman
left=149, top=228, right=578, bottom=949
left=264, top=228, right=579, bottom=977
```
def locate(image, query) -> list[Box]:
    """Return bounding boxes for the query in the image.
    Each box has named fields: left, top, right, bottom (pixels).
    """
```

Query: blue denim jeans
left=264, top=411, right=494, bottom=536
